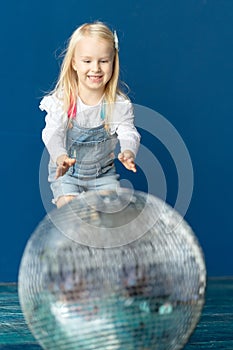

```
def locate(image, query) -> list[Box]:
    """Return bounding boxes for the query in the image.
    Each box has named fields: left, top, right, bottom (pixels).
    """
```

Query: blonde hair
left=51, top=21, right=128, bottom=122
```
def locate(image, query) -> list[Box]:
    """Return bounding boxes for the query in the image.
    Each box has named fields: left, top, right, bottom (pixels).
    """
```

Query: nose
left=91, top=60, right=101, bottom=72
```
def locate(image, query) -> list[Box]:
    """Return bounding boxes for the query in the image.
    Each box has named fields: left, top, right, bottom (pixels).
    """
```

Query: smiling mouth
left=88, top=75, right=103, bottom=82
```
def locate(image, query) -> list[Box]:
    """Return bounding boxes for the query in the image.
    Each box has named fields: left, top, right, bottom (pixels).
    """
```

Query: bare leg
left=56, top=195, right=76, bottom=208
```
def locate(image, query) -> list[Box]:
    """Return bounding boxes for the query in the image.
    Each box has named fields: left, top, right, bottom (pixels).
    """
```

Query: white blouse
left=39, top=93, right=141, bottom=163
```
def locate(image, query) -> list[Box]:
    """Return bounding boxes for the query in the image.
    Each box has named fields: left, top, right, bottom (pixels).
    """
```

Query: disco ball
left=18, top=189, right=206, bottom=350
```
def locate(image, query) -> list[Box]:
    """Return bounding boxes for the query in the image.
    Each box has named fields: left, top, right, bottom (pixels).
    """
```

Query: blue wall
left=0, top=0, right=232, bottom=281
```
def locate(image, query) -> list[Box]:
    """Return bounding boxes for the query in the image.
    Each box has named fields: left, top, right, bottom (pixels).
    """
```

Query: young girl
left=40, top=21, right=141, bottom=208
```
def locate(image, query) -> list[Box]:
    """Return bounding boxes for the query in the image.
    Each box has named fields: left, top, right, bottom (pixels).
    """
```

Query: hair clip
left=114, top=30, right=119, bottom=51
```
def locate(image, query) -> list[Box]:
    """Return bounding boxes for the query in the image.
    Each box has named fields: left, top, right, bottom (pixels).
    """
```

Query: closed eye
left=81, top=58, right=111, bottom=64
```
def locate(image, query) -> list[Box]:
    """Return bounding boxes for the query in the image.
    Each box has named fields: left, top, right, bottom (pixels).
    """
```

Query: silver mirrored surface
left=18, top=189, right=206, bottom=350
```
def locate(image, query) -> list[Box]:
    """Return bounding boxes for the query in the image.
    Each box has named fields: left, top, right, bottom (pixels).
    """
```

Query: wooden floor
left=185, top=278, right=233, bottom=349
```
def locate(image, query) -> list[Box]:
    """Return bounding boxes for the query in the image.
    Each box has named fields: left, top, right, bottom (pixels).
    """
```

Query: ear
left=72, top=58, right=77, bottom=71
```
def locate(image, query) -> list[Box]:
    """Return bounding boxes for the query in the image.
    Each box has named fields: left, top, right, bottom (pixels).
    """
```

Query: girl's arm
left=39, top=94, right=68, bottom=164
left=114, top=99, right=141, bottom=172
left=40, top=95, right=77, bottom=178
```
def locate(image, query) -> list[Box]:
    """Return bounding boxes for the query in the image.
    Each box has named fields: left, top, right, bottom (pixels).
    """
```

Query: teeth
left=88, top=76, right=102, bottom=81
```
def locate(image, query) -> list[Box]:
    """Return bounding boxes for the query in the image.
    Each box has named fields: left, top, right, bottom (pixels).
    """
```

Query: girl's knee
left=56, top=195, right=76, bottom=208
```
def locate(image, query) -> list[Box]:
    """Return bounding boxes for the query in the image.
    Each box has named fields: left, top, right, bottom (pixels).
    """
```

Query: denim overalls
left=49, top=106, right=120, bottom=203
left=66, top=120, right=118, bottom=179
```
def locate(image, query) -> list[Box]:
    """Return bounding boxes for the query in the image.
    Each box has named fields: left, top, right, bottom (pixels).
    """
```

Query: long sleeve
left=39, top=94, right=68, bottom=163
left=112, top=98, right=141, bottom=157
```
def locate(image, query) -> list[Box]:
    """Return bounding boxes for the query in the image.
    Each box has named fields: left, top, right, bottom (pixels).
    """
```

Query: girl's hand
left=118, top=150, right=137, bottom=173
left=56, top=154, right=76, bottom=179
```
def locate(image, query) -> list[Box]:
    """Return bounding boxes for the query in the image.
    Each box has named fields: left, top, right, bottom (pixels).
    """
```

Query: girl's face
left=72, top=35, right=114, bottom=97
